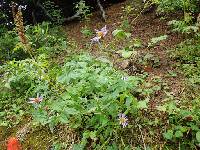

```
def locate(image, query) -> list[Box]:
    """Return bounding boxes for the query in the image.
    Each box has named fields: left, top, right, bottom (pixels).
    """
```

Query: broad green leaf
left=112, top=29, right=124, bottom=37
left=148, top=35, right=168, bottom=47
left=163, top=130, right=173, bottom=140
left=175, top=130, right=183, bottom=138
left=121, top=51, right=133, bottom=58
left=137, top=100, right=148, bottom=109
left=99, top=115, right=109, bottom=126
left=4, top=82, right=11, bottom=89
left=112, top=29, right=131, bottom=39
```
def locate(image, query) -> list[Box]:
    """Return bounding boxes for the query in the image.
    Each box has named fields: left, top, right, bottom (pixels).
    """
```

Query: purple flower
left=95, top=25, right=108, bottom=38
left=28, top=94, right=43, bottom=104
left=91, top=25, right=108, bottom=44
left=91, top=36, right=101, bottom=44
left=118, top=113, right=128, bottom=128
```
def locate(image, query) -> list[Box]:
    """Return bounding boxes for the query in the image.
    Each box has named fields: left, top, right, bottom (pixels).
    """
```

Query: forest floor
left=64, top=0, right=185, bottom=109
left=1, top=0, right=188, bottom=149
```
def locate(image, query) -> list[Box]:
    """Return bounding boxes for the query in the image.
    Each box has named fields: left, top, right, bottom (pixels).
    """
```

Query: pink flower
left=95, top=25, right=108, bottom=38
left=91, top=25, right=108, bottom=44
left=91, top=36, right=101, bottom=44
left=118, top=113, right=128, bottom=128
left=28, top=94, right=43, bottom=104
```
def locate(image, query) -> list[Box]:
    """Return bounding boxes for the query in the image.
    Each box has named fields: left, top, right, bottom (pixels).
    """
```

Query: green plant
left=75, top=0, right=91, bottom=21
left=31, top=54, right=151, bottom=148
left=168, top=20, right=199, bottom=34
left=148, top=35, right=168, bottom=47
left=2, top=57, right=50, bottom=95
left=26, top=22, right=68, bottom=56
left=153, top=0, right=199, bottom=13
left=0, top=30, right=28, bottom=63
left=121, top=5, right=134, bottom=31
left=116, top=45, right=137, bottom=59
left=158, top=98, right=200, bottom=149
left=170, top=36, right=200, bottom=94
left=112, top=29, right=131, bottom=39
left=151, top=0, right=200, bottom=35
left=80, top=26, right=93, bottom=37
left=43, top=1, right=64, bottom=24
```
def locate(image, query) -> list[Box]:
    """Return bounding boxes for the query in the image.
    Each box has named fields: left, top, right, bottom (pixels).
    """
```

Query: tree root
left=63, top=12, right=81, bottom=22
left=97, top=0, right=106, bottom=21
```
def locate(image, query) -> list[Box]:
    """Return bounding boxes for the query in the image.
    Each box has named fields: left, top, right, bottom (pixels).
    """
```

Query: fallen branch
left=97, top=0, right=106, bottom=21
left=63, top=12, right=81, bottom=22
left=63, top=0, right=106, bottom=22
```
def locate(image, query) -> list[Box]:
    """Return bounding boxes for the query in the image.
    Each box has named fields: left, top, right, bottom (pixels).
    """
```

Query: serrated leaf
left=163, top=130, right=173, bottom=140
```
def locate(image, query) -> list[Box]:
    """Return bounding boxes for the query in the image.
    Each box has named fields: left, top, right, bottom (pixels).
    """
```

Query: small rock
left=120, top=60, right=130, bottom=69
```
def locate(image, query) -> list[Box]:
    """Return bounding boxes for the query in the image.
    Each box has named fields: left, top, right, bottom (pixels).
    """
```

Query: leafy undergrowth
left=1, top=0, right=200, bottom=149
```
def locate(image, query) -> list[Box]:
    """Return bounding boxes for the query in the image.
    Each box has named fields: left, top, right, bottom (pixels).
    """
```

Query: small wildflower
left=95, top=25, right=108, bottom=38
left=118, top=113, right=128, bottom=128
left=91, top=25, right=108, bottom=45
left=91, top=36, right=101, bottom=44
left=28, top=93, right=43, bottom=104
left=7, top=137, right=21, bottom=150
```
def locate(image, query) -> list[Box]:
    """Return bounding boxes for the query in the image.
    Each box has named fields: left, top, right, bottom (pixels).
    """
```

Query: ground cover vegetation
left=1, top=0, right=200, bottom=149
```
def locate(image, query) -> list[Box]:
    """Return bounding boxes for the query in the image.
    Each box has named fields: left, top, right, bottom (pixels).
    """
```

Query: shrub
left=170, top=35, right=200, bottom=90
left=31, top=54, right=149, bottom=148
left=25, top=22, right=68, bottom=56
left=0, top=31, right=28, bottom=63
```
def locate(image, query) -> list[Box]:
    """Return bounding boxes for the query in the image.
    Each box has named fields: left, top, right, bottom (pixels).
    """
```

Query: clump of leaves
left=0, top=30, right=28, bottom=62
left=31, top=54, right=150, bottom=149
left=2, top=56, right=50, bottom=96
left=158, top=98, right=200, bottom=149
left=148, top=35, right=168, bottom=47
left=26, top=22, right=68, bottom=56
left=170, top=36, right=200, bottom=95
left=0, top=56, right=51, bottom=127
left=112, top=29, right=131, bottom=39
left=168, top=20, right=199, bottom=34
left=81, top=26, right=93, bottom=37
